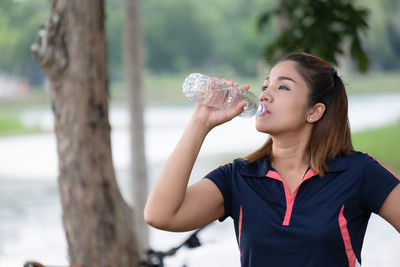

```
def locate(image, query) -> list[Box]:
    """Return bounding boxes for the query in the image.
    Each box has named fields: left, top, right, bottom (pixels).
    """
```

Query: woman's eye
left=261, top=85, right=268, bottom=91
left=279, top=85, right=289, bottom=90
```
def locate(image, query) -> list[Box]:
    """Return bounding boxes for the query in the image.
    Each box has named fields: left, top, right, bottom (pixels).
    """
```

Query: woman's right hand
left=191, top=78, right=250, bottom=131
left=144, top=78, right=250, bottom=232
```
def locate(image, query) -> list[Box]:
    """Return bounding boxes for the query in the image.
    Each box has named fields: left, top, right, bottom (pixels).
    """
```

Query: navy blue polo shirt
left=205, top=151, right=399, bottom=267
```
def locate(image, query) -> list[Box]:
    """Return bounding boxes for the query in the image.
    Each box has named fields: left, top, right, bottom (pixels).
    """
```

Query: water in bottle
left=182, top=73, right=266, bottom=118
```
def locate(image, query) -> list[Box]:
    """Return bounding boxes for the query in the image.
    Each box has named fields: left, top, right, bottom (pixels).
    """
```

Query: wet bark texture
left=32, top=1, right=140, bottom=266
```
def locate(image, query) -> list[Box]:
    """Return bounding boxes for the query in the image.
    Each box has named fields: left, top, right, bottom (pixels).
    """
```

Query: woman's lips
left=257, top=103, right=270, bottom=117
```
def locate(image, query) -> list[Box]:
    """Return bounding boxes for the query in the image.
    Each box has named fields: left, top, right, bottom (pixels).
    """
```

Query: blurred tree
left=387, top=19, right=400, bottom=59
left=31, top=1, right=140, bottom=266
left=2, top=0, right=399, bottom=85
left=143, top=0, right=214, bottom=72
left=363, top=0, right=400, bottom=70
left=122, top=0, right=149, bottom=256
left=105, top=0, right=123, bottom=81
left=142, top=0, right=273, bottom=76
left=384, top=0, right=400, bottom=65
left=206, top=0, right=274, bottom=76
left=0, top=0, right=48, bottom=85
left=258, top=0, right=370, bottom=71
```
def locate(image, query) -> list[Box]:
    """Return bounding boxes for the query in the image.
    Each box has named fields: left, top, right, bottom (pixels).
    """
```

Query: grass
left=0, top=88, right=50, bottom=136
left=0, top=111, right=27, bottom=135
left=344, top=71, right=400, bottom=95
left=0, top=110, right=42, bottom=136
left=352, top=122, right=400, bottom=176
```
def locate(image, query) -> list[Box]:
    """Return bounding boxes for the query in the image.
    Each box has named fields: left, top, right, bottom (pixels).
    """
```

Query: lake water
left=0, top=93, right=400, bottom=266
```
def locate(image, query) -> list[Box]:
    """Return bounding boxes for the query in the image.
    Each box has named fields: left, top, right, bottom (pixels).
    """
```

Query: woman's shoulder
left=326, top=151, right=372, bottom=172
left=329, top=151, right=394, bottom=174
left=336, top=150, right=375, bottom=160
left=230, top=156, right=271, bottom=177
left=344, top=151, right=385, bottom=165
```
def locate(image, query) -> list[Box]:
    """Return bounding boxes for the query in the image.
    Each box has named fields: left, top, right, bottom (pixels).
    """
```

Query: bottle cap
left=257, top=103, right=266, bottom=117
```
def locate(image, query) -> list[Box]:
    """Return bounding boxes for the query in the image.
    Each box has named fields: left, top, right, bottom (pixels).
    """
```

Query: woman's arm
left=379, top=183, right=400, bottom=232
left=144, top=81, right=249, bottom=232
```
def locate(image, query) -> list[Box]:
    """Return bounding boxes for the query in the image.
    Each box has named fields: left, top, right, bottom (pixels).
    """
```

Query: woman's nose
left=259, top=89, right=271, bottom=102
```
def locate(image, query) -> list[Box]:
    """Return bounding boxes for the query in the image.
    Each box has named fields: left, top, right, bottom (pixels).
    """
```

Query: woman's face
left=256, top=60, right=312, bottom=135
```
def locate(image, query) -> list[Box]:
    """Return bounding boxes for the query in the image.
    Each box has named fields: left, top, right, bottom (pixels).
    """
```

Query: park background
left=0, top=0, right=400, bottom=266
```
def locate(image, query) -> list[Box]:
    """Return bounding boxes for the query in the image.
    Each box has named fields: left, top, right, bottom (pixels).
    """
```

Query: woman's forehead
left=264, top=61, right=309, bottom=89
left=267, top=61, right=299, bottom=78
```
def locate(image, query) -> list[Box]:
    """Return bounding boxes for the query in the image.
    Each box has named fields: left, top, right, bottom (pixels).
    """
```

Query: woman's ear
left=306, top=103, right=326, bottom=123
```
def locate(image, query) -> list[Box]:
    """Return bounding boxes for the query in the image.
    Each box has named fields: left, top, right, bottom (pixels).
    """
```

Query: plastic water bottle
left=182, top=73, right=266, bottom=118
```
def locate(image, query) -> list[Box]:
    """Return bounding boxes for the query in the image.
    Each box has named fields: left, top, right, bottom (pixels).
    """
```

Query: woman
left=144, top=52, right=400, bottom=266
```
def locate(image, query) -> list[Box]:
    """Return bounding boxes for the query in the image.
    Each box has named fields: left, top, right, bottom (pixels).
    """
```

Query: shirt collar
left=239, top=154, right=350, bottom=178
left=238, top=157, right=272, bottom=177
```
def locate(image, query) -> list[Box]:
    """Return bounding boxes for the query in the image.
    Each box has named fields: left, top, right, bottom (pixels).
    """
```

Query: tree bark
left=31, top=1, right=140, bottom=266
left=123, top=0, right=149, bottom=254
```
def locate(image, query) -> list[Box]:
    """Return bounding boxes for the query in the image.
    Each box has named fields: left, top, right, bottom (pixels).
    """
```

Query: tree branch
left=31, top=14, right=68, bottom=80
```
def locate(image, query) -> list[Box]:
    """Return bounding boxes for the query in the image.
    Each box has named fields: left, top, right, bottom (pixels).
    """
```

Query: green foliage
left=141, top=0, right=272, bottom=76
left=1, top=0, right=400, bottom=85
left=352, top=122, right=400, bottom=175
left=143, top=1, right=214, bottom=72
left=258, top=0, right=369, bottom=71
left=0, top=0, right=48, bottom=85
left=209, top=0, right=274, bottom=76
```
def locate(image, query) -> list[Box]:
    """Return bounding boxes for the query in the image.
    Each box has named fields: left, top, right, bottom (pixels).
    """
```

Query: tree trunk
left=31, top=1, right=140, bottom=266
left=123, top=0, right=149, bottom=254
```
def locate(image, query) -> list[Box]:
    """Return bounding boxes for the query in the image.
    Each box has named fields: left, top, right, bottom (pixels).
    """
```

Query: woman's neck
left=270, top=130, right=310, bottom=172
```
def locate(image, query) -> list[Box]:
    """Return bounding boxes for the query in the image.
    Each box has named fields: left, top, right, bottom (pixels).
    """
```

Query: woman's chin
left=255, top=124, right=272, bottom=134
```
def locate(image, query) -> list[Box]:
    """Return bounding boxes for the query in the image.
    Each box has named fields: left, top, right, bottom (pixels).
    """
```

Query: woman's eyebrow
left=265, top=76, right=297, bottom=83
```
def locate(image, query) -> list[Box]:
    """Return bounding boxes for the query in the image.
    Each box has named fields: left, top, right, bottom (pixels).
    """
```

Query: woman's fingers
left=224, top=101, right=247, bottom=120
left=214, top=77, right=250, bottom=91
left=217, top=78, right=237, bottom=87
left=240, top=84, right=250, bottom=91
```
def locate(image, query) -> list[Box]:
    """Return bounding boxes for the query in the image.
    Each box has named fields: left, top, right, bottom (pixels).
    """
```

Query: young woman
left=144, top=52, right=400, bottom=266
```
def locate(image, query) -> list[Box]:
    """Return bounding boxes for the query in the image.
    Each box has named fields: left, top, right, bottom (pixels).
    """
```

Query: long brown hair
left=244, top=52, right=353, bottom=176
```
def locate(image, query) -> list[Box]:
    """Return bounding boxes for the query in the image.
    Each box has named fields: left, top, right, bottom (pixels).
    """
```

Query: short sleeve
left=204, top=163, right=233, bottom=221
left=360, top=154, right=400, bottom=213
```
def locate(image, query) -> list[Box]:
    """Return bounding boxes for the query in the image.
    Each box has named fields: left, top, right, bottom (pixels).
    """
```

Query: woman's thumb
left=227, top=101, right=247, bottom=119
